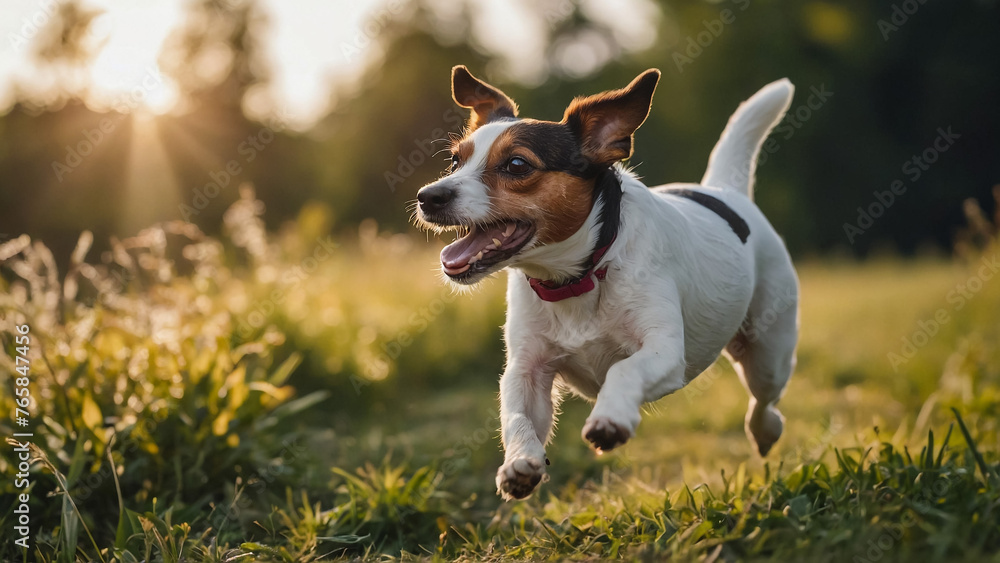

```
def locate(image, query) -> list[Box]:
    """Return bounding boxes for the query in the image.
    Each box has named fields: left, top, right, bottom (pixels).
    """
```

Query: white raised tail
left=700, top=79, right=795, bottom=200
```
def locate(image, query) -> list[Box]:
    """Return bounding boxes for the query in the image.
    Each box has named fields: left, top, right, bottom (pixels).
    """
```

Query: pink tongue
left=441, top=223, right=512, bottom=270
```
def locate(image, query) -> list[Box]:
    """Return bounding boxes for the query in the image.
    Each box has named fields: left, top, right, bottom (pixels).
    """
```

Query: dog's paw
left=582, top=417, right=633, bottom=452
left=496, top=457, right=547, bottom=500
left=747, top=405, right=785, bottom=456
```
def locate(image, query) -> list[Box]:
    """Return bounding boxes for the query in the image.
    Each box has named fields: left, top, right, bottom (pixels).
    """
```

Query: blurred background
left=1, top=0, right=998, bottom=260
left=1, top=0, right=999, bottom=559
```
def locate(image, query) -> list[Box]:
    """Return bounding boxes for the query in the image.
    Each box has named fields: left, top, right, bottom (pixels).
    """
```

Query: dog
left=415, top=66, right=799, bottom=500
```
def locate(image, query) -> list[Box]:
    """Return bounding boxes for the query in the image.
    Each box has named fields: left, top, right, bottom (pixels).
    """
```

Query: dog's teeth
left=492, top=238, right=502, bottom=247
left=469, top=251, right=484, bottom=264
left=503, top=224, right=515, bottom=237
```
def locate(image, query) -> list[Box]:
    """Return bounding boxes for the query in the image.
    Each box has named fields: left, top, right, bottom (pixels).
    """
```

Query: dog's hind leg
left=725, top=279, right=798, bottom=456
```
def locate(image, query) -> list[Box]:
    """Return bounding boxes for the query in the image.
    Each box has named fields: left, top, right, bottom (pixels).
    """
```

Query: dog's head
left=416, top=66, right=659, bottom=285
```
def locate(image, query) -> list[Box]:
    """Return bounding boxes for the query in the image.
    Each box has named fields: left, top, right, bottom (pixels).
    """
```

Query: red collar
left=526, top=236, right=616, bottom=302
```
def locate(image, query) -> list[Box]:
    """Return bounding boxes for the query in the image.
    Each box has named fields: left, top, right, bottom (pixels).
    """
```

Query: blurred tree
left=33, top=1, right=105, bottom=68
left=310, top=5, right=488, bottom=230
left=309, top=0, right=668, bottom=231
left=159, top=0, right=271, bottom=113
left=1, top=0, right=998, bottom=262
left=153, top=0, right=273, bottom=231
left=0, top=0, right=129, bottom=263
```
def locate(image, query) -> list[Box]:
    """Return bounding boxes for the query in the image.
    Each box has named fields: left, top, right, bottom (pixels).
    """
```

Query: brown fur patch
left=452, top=66, right=518, bottom=132
left=452, top=138, right=475, bottom=167
left=481, top=126, right=595, bottom=244
left=436, top=68, right=662, bottom=250
left=563, top=69, right=660, bottom=165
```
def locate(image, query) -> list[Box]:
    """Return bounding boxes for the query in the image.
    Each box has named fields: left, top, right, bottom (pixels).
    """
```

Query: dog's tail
left=700, top=79, right=795, bottom=200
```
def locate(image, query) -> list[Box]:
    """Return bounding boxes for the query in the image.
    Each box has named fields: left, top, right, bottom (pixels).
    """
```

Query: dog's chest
left=540, top=307, right=640, bottom=399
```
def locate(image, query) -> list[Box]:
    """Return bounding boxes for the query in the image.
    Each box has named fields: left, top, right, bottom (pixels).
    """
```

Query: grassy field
left=1, top=191, right=999, bottom=562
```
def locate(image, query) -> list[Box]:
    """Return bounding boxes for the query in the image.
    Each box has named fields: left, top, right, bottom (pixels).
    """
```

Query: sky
left=1, top=0, right=394, bottom=128
left=0, top=0, right=658, bottom=129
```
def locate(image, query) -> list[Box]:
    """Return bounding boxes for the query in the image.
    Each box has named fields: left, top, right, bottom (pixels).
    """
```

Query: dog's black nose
left=417, top=185, right=456, bottom=214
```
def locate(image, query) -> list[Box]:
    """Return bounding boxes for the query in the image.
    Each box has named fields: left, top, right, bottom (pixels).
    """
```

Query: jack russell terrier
left=415, top=66, right=799, bottom=500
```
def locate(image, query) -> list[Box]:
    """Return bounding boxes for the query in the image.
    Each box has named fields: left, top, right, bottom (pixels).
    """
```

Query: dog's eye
left=505, top=157, right=532, bottom=175
left=449, top=154, right=461, bottom=172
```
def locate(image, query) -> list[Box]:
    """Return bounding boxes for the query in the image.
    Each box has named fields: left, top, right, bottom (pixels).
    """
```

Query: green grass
left=1, top=190, right=999, bottom=562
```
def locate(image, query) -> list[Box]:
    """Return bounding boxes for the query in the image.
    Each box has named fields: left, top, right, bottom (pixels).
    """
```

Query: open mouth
left=441, top=221, right=536, bottom=280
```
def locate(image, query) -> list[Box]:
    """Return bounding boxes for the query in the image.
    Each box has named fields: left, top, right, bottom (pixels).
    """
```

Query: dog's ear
left=563, top=69, right=660, bottom=166
left=452, top=65, right=518, bottom=132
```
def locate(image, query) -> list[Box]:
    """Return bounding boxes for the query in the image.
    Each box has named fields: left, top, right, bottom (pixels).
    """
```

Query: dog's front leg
left=583, top=330, right=687, bottom=452
left=496, top=355, right=555, bottom=500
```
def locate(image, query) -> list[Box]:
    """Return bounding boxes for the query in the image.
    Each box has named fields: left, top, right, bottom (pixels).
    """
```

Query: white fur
left=493, top=79, right=800, bottom=500
left=446, top=121, right=518, bottom=222
left=701, top=78, right=795, bottom=199
left=513, top=197, right=604, bottom=281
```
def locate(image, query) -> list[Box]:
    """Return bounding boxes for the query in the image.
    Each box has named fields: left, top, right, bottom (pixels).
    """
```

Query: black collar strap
left=526, top=168, right=622, bottom=302
left=590, top=167, right=623, bottom=260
